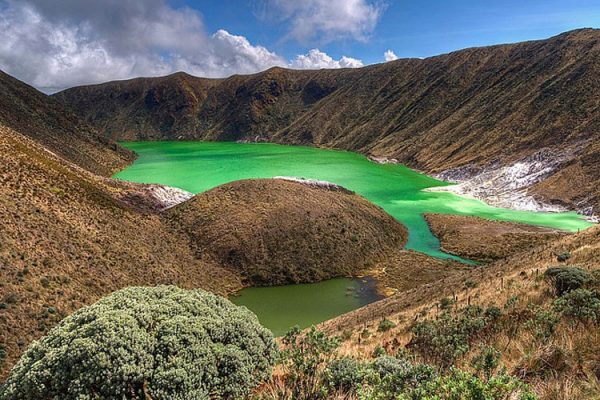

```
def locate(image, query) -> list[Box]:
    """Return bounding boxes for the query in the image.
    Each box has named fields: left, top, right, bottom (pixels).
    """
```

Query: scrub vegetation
left=168, top=179, right=407, bottom=285
left=0, top=286, right=277, bottom=400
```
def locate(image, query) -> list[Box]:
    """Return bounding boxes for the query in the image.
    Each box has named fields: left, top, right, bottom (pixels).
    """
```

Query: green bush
left=377, top=318, right=396, bottom=332
left=324, top=357, right=366, bottom=391
left=414, top=368, right=537, bottom=400
left=409, top=305, right=502, bottom=367
left=471, top=346, right=501, bottom=381
left=544, top=266, right=593, bottom=296
left=556, top=252, right=571, bottom=262
left=371, top=345, right=386, bottom=358
left=0, top=286, right=277, bottom=400
left=369, top=355, right=437, bottom=394
left=553, top=289, right=600, bottom=324
left=439, top=297, right=455, bottom=310
left=278, top=326, right=339, bottom=399
left=359, top=359, right=534, bottom=400
left=523, top=305, right=560, bottom=339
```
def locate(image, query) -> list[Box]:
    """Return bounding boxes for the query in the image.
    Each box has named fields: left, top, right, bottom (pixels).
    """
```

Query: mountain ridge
left=54, top=28, right=600, bottom=217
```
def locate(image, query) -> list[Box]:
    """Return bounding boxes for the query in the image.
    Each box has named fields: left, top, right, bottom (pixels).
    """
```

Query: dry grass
left=167, top=179, right=407, bottom=286
left=317, top=224, right=600, bottom=399
left=425, top=213, right=567, bottom=262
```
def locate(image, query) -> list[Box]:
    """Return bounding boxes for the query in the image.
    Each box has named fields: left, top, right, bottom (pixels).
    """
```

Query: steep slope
left=322, top=224, right=600, bottom=399
left=55, top=29, right=600, bottom=215
left=168, top=179, right=407, bottom=285
left=0, top=125, right=241, bottom=379
left=0, top=125, right=417, bottom=379
left=0, top=70, right=133, bottom=175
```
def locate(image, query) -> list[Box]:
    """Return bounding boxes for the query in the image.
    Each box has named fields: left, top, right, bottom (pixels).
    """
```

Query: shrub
left=0, top=344, right=6, bottom=366
left=523, top=305, right=560, bottom=339
left=0, top=286, right=277, bottom=400
left=409, top=305, right=502, bottom=367
left=359, top=359, right=534, bottom=400
left=465, top=279, right=478, bottom=289
left=439, top=297, right=454, bottom=310
left=553, top=289, right=600, bottom=324
left=556, top=252, right=571, bottom=262
left=324, top=357, right=366, bottom=391
left=377, top=318, right=396, bottom=332
left=415, top=368, right=537, bottom=400
left=279, top=326, right=339, bottom=399
left=369, top=355, right=437, bottom=394
left=544, top=266, right=593, bottom=296
left=371, top=345, right=386, bottom=358
left=471, top=346, right=501, bottom=381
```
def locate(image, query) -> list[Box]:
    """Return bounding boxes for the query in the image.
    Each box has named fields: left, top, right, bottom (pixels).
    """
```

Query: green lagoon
left=115, top=141, right=593, bottom=334
left=230, top=278, right=382, bottom=336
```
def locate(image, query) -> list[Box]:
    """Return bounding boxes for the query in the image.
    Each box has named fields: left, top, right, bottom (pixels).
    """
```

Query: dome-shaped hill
left=167, top=179, right=407, bottom=285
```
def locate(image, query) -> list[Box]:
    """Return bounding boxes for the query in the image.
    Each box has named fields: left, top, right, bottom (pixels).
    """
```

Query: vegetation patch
left=0, top=286, right=277, bottom=400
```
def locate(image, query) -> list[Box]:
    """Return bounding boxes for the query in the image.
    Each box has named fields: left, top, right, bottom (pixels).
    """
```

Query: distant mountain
left=0, top=70, right=133, bottom=176
left=54, top=28, right=600, bottom=217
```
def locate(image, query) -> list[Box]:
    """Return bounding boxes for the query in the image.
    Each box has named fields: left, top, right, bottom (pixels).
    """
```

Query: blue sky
left=0, top=0, right=599, bottom=91
left=190, top=0, right=600, bottom=63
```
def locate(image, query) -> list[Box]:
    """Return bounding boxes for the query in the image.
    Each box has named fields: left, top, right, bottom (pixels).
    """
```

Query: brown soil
left=425, top=213, right=568, bottom=262
left=168, top=179, right=407, bottom=286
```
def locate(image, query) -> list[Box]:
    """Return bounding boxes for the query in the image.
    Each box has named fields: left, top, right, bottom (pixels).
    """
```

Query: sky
left=0, top=0, right=599, bottom=93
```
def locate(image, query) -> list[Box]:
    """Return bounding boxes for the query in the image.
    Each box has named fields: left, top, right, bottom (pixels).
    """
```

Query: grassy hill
left=0, top=123, right=411, bottom=381
left=319, top=223, right=600, bottom=399
left=169, top=179, right=407, bottom=286
left=0, top=70, right=133, bottom=176
left=55, top=29, right=600, bottom=215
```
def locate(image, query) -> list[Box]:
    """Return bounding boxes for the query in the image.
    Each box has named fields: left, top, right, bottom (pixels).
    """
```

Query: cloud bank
left=0, top=0, right=375, bottom=92
left=290, top=49, right=363, bottom=69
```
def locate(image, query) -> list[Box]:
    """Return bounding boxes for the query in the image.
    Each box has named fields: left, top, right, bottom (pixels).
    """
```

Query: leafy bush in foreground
left=256, top=326, right=535, bottom=400
left=544, top=266, right=593, bottom=296
left=324, top=357, right=366, bottom=391
left=553, top=288, right=600, bottom=324
left=359, top=365, right=536, bottom=400
left=0, top=286, right=277, bottom=400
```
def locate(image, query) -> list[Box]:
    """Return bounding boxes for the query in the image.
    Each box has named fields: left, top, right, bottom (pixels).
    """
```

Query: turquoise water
left=115, top=141, right=593, bottom=260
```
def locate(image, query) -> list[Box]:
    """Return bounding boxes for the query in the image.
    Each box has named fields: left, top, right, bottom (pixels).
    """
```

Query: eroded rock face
left=432, top=148, right=597, bottom=220
left=145, top=184, right=194, bottom=210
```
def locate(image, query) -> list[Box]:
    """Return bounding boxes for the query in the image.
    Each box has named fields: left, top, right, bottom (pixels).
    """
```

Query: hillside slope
left=0, top=124, right=415, bottom=378
left=0, top=70, right=133, bottom=176
left=55, top=29, right=600, bottom=215
left=169, top=179, right=407, bottom=285
left=322, top=224, right=600, bottom=399
left=0, top=125, right=242, bottom=378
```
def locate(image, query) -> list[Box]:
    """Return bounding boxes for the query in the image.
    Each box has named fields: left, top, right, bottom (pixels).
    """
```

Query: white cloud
left=261, top=0, right=384, bottom=44
left=290, top=49, right=363, bottom=69
left=384, top=49, right=398, bottom=62
left=0, top=1, right=286, bottom=92
left=0, top=0, right=366, bottom=92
